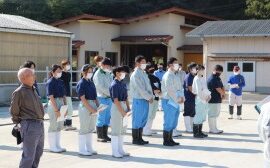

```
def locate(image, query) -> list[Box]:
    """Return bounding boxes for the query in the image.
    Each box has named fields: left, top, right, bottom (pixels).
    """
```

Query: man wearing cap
left=10, top=68, right=45, bottom=168
left=93, top=57, right=113, bottom=142
left=228, top=66, right=246, bottom=120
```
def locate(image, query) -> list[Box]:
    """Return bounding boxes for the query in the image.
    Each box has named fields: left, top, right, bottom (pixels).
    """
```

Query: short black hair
left=122, top=65, right=130, bottom=74
left=196, top=64, right=205, bottom=71
left=158, top=63, right=164, bottom=66
left=135, top=55, right=146, bottom=63
left=101, top=57, right=112, bottom=66
left=214, top=64, right=223, bottom=72
left=145, top=64, right=154, bottom=71
left=22, top=61, right=36, bottom=69
left=167, top=57, right=177, bottom=65
left=188, top=62, right=197, bottom=70
left=112, top=66, right=125, bottom=77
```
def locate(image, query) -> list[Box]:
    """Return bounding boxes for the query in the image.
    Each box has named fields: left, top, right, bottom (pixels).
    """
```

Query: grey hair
left=17, top=68, right=34, bottom=83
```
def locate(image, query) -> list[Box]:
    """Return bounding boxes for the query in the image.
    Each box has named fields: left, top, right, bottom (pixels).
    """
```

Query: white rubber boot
left=48, top=132, right=62, bottom=153
left=56, top=132, right=66, bottom=152
left=85, top=133, right=97, bottom=155
left=208, top=118, right=223, bottom=134
left=143, top=120, right=153, bottom=136
left=111, top=136, right=123, bottom=158
left=172, top=129, right=182, bottom=137
left=78, top=134, right=92, bottom=156
left=118, top=136, right=130, bottom=156
left=184, top=116, right=192, bottom=133
left=190, top=117, right=194, bottom=131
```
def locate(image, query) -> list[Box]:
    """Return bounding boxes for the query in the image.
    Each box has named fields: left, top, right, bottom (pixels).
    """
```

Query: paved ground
left=0, top=93, right=267, bottom=168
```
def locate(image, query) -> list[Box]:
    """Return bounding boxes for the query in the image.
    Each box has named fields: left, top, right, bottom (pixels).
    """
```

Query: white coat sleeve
left=165, top=74, right=178, bottom=103
left=133, top=73, right=152, bottom=100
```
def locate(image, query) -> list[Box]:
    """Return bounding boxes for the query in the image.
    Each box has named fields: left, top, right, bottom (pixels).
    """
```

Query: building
left=0, top=14, right=73, bottom=102
left=52, top=7, right=219, bottom=71
left=187, top=20, right=270, bottom=93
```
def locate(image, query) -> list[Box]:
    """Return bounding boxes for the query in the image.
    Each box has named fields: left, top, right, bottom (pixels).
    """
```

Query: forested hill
left=0, top=0, right=261, bottom=24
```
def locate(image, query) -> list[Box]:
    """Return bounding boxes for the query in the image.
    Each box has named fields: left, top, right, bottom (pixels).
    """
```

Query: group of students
left=20, top=54, right=246, bottom=158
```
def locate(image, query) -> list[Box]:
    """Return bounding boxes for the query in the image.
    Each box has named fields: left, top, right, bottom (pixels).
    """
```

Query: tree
left=246, top=0, right=270, bottom=19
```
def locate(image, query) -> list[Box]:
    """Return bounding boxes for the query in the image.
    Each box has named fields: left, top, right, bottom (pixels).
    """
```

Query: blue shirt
left=46, top=77, right=66, bottom=98
left=184, top=73, right=196, bottom=102
left=154, top=69, right=166, bottom=81
left=76, top=78, right=97, bottom=100
left=228, top=74, right=245, bottom=96
left=207, top=74, right=224, bottom=104
left=110, top=79, right=128, bottom=102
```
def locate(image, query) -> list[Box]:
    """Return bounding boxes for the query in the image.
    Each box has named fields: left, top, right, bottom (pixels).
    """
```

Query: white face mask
left=56, top=72, right=62, bottom=78
left=197, top=70, right=205, bottom=77
left=120, top=73, right=126, bottom=80
left=104, top=68, right=111, bottom=73
left=140, top=64, right=147, bottom=70
left=173, top=64, right=179, bottom=71
left=65, top=65, right=71, bottom=71
left=86, top=73, right=93, bottom=79
left=234, top=71, right=240, bottom=75
left=179, top=67, right=182, bottom=71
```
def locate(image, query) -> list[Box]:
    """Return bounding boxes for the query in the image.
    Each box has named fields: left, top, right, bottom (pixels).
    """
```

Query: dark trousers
left=20, top=120, right=44, bottom=168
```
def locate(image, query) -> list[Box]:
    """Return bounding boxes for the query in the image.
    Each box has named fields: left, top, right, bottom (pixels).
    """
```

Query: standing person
left=258, top=101, right=270, bottom=168
left=192, top=65, right=211, bottom=138
left=143, top=64, right=161, bottom=136
left=60, top=59, right=76, bottom=131
left=121, top=65, right=131, bottom=90
left=110, top=66, right=131, bottom=158
left=93, top=57, right=113, bottom=142
left=46, top=64, right=67, bottom=153
left=207, top=65, right=225, bottom=134
left=154, top=63, right=166, bottom=81
left=228, top=66, right=245, bottom=120
left=130, top=55, right=153, bottom=145
left=21, top=61, right=40, bottom=97
left=161, top=57, right=185, bottom=146
left=91, top=55, right=104, bottom=81
left=76, top=64, right=100, bottom=156
left=182, top=63, right=197, bottom=134
left=10, top=68, right=44, bottom=168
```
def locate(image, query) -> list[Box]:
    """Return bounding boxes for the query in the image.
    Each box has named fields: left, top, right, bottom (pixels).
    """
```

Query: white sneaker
left=208, top=118, right=223, bottom=134
left=78, top=134, right=92, bottom=156
left=85, top=133, right=97, bottom=155
left=111, top=136, right=123, bottom=158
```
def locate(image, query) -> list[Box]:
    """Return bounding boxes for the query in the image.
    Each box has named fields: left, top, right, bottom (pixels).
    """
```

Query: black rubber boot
left=139, top=128, right=149, bottom=144
left=237, top=105, right=242, bottom=116
left=132, top=129, right=144, bottom=145
left=103, top=126, right=111, bottom=142
left=228, top=105, right=234, bottom=119
left=96, top=126, right=107, bottom=142
left=163, top=131, right=174, bottom=146
left=199, top=124, right=208, bottom=137
left=169, top=131, right=180, bottom=145
left=193, top=124, right=204, bottom=138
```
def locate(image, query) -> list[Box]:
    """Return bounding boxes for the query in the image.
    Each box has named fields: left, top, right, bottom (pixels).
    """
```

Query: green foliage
left=246, top=0, right=270, bottom=19
left=0, top=0, right=252, bottom=23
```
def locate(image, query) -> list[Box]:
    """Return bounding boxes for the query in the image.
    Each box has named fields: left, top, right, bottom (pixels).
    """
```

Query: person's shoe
left=172, top=129, right=182, bottom=137
left=163, top=131, right=174, bottom=146
left=169, top=131, right=180, bottom=145
left=132, top=129, right=144, bottom=145
left=208, top=118, right=223, bottom=134
left=118, top=136, right=130, bottom=157
left=199, top=124, right=208, bottom=137
left=78, top=134, right=92, bottom=156
left=64, top=126, right=77, bottom=131
left=237, top=115, right=242, bottom=120
left=103, top=126, right=111, bottom=142
left=85, top=133, right=97, bottom=155
left=48, top=132, right=63, bottom=153
left=55, top=132, right=66, bottom=152
left=228, top=115, right=233, bottom=119
left=111, top=136, right=123, bottom=158
left=139, top=128, right=149, bottom=144
left=193, top=124, right=204, bottom=138
left=96, top=126, right=107, bottom=142
left=184, top=116, right=192, bottom=132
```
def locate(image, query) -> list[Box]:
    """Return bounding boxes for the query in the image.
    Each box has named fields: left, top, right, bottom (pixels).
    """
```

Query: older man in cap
left=10, top=68, right=45, bottom=168
left=228, top=65, right=245, bottom=120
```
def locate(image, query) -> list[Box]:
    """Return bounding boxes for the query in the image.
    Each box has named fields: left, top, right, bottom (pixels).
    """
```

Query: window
left=106, top=52, right=118, bottom=66
left=243, top=63, right=254, bottom=72
left=227, top=62, right=238, bottom=72
left=85, top=51, right=99, bottom=65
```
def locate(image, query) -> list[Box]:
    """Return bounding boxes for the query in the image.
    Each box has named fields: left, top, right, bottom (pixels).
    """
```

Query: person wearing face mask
left=109, top=66, right=131, bottom=158
left=207, top=65, right=225, bottom=134
left=76, top=64, right=101, bottom=156
left=154, top=63, right=166, bottom=81
left=93, top=57, right=113, bottom=142
left=21, top=61, right=40, bottom=97
left=143, top=64, right=161, bottom=136
left=182, top=63, right=197, bottom=135
left=161, top=57, right=185, bottom=146
left=60, top=59, right=76, bottom=131
left=46, top=64, right=67, bottom=153
left=228, top=66, right=245, bottom=120
left=130, top=55, right=153, bottom=145
left=192, top=65, right=211, bottom=138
